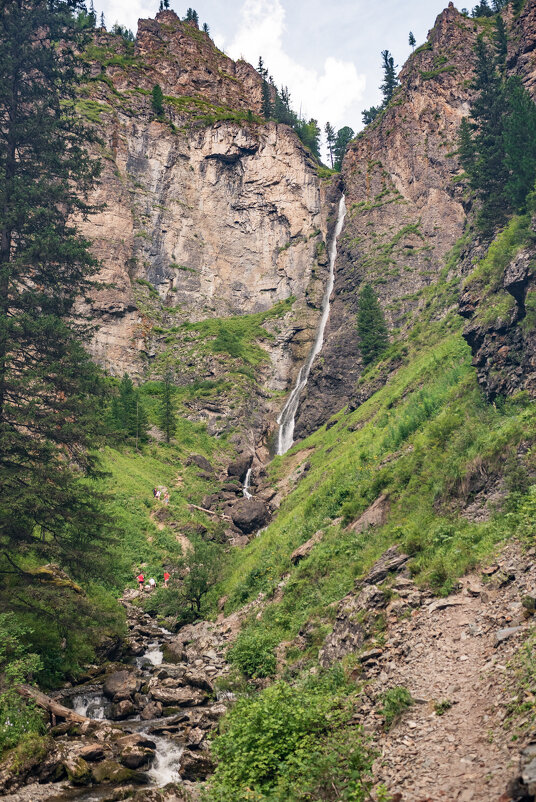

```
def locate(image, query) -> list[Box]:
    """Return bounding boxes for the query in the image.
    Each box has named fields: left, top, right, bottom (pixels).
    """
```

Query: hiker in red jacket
left=164, top=571, right=170, bottom=588
left=136, top=573, right=144, bottom=590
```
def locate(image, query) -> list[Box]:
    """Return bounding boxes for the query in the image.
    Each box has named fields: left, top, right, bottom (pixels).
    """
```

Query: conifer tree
left=380, top=50, right=399, bottom=106
left=409, top=31, right=416, bottom=50
left=357, top=285, right=389, bottom=365
left=0, top=0, right=109, bottom=564
left=152, top=84, right=164, bottom=117
left=333, top=126, right=355, bottom=170
left=203, top=22, right=209, bottom=34
left=100, top=10, right=105, bottom=28
left=362, top=106, right=380, bottom=125
left=109, top=375, right=149, bottom=444
left=503, top=76, right=536, bottom=210
left=325, top=122, right=336, bottom=167
left=493, top=14, right=508, bottom=72
left=159, top=372, right=177, bottom=444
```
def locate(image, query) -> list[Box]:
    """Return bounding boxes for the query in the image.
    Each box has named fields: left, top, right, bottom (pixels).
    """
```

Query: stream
left=277, top=194, right=347, bottom=455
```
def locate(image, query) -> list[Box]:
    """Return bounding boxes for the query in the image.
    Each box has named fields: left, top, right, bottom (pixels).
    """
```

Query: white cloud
left=99, top=0, right=153, bottom=33
left=217, top=0, right=366, bottom=146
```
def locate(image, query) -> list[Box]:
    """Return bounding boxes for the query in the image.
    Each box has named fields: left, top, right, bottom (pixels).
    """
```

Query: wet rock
left=290, top=530, right=324, bottom=564
left=183, top=671, right=214, bottom=693
left=62, top=754, right=92, bottom=786
left=179, top=749, right=215, bottom=781
left=141, top=701, right=163, bottom=720
left=117, top=736, right=156, bottom=770
left=111, top=699, right=137, bottom=720
left=77, top=743, right=107, bottom=762
left=187, top=454, right=214, bottom=473
left=230, top=498, right=269, bottom=534
left=186, top=727, right=206, bottom=748
left=227, top=454, right=253, bottom=481
left=150, top=686, right=208, bottom=706
left=103, top=670, right=141, bottom=701
left=162, top=643, right=187, bottom=664
left=91, top=759, right=148, bottom=785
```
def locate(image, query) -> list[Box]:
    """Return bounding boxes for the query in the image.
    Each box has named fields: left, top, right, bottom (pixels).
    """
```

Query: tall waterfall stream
left=276, top=194, right=347, bottom=455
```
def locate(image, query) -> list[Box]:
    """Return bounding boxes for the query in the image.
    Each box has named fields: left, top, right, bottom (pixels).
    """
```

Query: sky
left=97, top=0, right=455, bottom=146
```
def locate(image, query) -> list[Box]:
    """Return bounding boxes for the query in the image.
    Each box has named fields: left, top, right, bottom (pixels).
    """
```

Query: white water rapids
left=276, top=194, right=347, bottom=455
left=243, top=467, right=253, bottom=499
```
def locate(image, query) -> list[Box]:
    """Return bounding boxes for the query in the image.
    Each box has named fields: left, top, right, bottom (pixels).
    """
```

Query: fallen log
left=188, top=503, right=232, bottom=522
left=17, top=684, right=91, bottom=723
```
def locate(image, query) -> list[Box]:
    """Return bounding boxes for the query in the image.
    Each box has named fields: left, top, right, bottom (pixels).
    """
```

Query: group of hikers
left=136, top=571, right=170, bottom=591
left=153, top=487, right=170, bottom=505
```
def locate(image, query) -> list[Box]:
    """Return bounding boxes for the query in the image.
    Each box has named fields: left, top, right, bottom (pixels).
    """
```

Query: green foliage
left=434, top=699, right=452, bottom=716
left=208, top=674, right=374, bottom=801
left=333, top=126, right=355, bottom=170
left=108, top=374, right=149, bottom=444
left=0, top=614, right=45, bottom=755
left=227, top=628, right=278, bottom=678
left=381, top=50, right=399, bottom=106
left=357, top=284, right=389, bottom=365
left=378, top=686, right=414, bottom=729
left=458, top=33, right=536, bottom=233
left=0, top=0, right=112, bottom=567
left=152, top=83, right=164, bottom=117
left=158, top=372, right=177, bottom=443
left=464, top=213, right=534, bottom=295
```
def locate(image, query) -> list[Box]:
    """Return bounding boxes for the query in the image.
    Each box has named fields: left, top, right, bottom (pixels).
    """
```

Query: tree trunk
left=17, top=684, right=91, bottom=723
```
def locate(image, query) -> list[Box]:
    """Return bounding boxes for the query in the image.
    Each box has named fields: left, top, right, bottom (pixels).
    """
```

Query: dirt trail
left=370, top=545, right=536, bottom=801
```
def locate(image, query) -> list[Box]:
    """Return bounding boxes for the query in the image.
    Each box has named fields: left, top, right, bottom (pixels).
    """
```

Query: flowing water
left=243, top=467, right=253, bottom=499
left=276, top=194, right=347, bottom=455
left=71, top=692, right=109, bottom=721
left=147, top=735, right=184, bottom=786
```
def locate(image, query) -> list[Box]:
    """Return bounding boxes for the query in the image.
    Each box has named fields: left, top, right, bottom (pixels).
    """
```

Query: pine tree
left=325, top=122, right=336, bottom=167
left=357, top=285, right=389, bottom=365
left=159, top=372, right=177, bottom=444
left=163, top=0, right=170, bottom=7
left=0, top=0, right=109, bottom=564
left=110, top=375, right=149, bottom=444
left=493, top=14, right=508, bottom=72
left=362, top=106, right=380, bottom=126
left=511, top=0, right=524, bottom=12
left=100, top=10, right=105, bottom=28
left=152, top=83, right=164, bottom=117
left=503, top=76, right=536, bottom=211
left=203, top=22, right=209, bottom=34
left=380, top=50, right=399, bottom=106
left=333, top=126, right=355, bottom=170
left=409, top=31, right=416, bottom=51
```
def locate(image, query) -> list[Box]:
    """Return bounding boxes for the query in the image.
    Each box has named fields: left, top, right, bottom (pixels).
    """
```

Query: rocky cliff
left=78, top=10, right=336, bottom=451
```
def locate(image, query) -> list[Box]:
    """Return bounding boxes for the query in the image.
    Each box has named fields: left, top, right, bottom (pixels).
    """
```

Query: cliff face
left=296, top=2, right=478, bottom=438
left=79, top=11, right=336, bottom=450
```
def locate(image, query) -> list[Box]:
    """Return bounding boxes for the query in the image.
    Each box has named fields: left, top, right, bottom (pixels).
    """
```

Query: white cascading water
left=147, top=735, right=184, bottom=786
left=243, top=467, right=253, bottom=499
left=276, top=194, right=347, bottom=455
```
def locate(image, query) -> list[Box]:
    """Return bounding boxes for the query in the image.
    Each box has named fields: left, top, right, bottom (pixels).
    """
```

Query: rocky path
left=368, top=545, right=536, bottom=801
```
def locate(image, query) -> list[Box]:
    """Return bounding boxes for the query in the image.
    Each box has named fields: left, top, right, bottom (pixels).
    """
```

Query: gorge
left=3, top=1, right=536, bottom=801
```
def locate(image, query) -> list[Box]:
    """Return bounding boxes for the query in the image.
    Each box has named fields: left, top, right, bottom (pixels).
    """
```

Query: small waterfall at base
left=243, top=467, right=253, bottom=499
left=276, top=194, right=347, bottom=455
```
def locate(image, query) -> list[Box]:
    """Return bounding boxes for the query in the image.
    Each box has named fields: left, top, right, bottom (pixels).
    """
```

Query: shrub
left=378, top=686, right=413, bottom=729
left=227, top=628, right=278, bottom=678
left=208, top=678, right=374, bottom=801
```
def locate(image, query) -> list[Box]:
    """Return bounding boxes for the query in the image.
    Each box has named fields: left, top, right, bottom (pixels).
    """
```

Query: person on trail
left=164, top=571, right=170, bottom=588
left=164, top=492, right=170, bottom=505
left=156, top=489, right=161, bottom=500
left=149, top=577, right=156, bottom=590
left=136, top=573, right=144, bottom=590
left=153, top=488, right=157, bottom=498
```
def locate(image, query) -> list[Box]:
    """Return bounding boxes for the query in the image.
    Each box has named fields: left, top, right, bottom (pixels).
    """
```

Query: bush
left=208, top=678, right=374, bottom=801
left=227, top=628, right=278, bottom=678
left=378, top=686, right=413, bottom=729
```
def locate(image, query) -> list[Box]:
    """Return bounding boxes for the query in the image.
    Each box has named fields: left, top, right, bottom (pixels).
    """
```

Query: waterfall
left=276, top=194, right=347, bottom=455
left=243, top=467, right=253, bottom=499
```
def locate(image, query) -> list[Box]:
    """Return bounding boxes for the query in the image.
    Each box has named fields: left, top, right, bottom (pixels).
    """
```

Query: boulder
left=230, top=499, right=269, bottom=534
left=91, top=759, right=148, bottom=785
left=111, top=699, right=137, bottom=720
left=183, top=671, right=214, bottom=693
left=141, top=701, right=163, bottom=720
left=150, top=686, right=208, bottom=706
left=290, top=530, right=324, bottom=564
left=77, top=743, right=107, bottom=762
left=117, top=735, right=156, bottom=770
left=361, top=546, right=409, bottom=586
left=179, top=749, right=215, bottom=781
left=227, top=454, right=253, bottom=481
left=62, top=754, right=92, bottom=786
left=347, top=493, right=390, bottom=534
left=103, top=670, right=141, bottom=701
left=187, top=454, right=214, bottom=473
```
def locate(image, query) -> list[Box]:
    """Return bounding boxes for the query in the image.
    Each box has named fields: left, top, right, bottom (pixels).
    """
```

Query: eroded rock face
left=230, top=498, right=270, bottom=534
left=296, top=3, right=477, bottom=437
